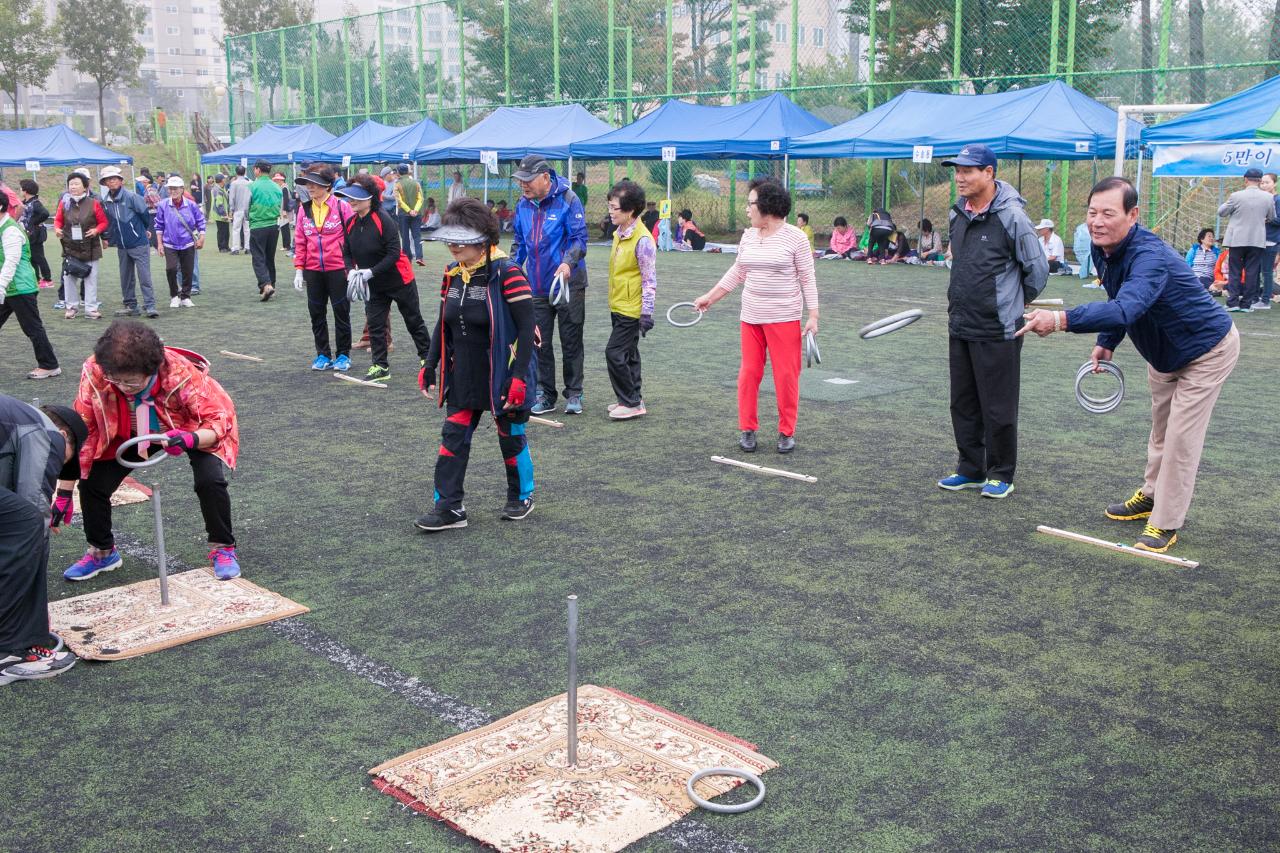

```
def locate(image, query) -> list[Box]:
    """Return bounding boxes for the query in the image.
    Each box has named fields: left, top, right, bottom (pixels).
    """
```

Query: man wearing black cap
left=1217, top=167, right=1278, bottom=312
left=936, top=143, right=1048, bottom=499
left=0, top=395, right=84, bottom=683
left=511, top=153, right=589, bottom=415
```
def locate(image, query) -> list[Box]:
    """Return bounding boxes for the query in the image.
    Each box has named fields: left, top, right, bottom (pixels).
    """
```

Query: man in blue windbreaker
left=1019, top=177, right=1239, bottom=555
left=510, top=154, right=589, bottom=415
left=99, top=166, right=157, bottom=318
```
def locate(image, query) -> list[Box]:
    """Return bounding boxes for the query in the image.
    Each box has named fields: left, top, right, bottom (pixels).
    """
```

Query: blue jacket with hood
left=101, top=187, right=153, bottom=250
left=511, top=171, right=588, bottom=297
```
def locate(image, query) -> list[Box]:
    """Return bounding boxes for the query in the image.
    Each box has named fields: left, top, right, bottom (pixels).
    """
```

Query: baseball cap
left=99, top=166, right=124, bottom=183
left=397, top=163, right=411, bottom=175
left=165, top=175, right=186, bottom=189
left=41, top=405, right=88, bottom=480
left=380, top=166, right=394, bottom=177
left=512, top=154, right=552, bottom=182
left=334, top=183, right=372, bottom=201
left=942, top=144, right=998, bottom=169
left=1035, top=218, right=1055, bottom=230
left=1244, top=167, right=1264, bottom=180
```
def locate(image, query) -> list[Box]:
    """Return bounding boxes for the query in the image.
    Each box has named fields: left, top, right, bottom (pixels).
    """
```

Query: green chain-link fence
left=225, top=0, right=1280, bottom=246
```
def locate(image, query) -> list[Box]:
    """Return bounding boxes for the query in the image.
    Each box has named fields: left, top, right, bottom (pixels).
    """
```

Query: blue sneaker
left=531, top=394, right=555, bottom=415
left=332, top=354, right=351, bottom=372
left=937, top=473, right=984, bottom=491
left=209, top=546, right=241, bottom=580
left=564, top=395, right=583, bottom=415
left=980, top=479, right=1015, bottom=499
left=311, top=354, right=333, bottom=371
left=64, top=548, right=122, bottom=581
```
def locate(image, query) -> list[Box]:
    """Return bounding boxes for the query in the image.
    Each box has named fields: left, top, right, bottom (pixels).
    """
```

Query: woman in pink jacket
left=293, top=164, right=354, bottom=371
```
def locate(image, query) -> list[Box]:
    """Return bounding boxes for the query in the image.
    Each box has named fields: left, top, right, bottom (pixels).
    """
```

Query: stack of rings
left=804, top=331, right=822, bottom=367
left=859, top=308, right=924, bottom=339
left=1074, top=360, right=1125, bottom=414
left=548, top=274, right=571, bottom=307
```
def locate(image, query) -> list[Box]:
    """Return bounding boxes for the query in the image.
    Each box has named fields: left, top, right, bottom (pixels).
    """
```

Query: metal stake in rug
left=567, top=594, right=578, bottom=768
left=116, top=434, right=181, bottom=605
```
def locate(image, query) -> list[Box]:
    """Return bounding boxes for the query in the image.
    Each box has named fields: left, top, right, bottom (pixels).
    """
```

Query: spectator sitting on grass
left=676, top=209, right=706, bottom=251
left=885, top=229, right=914, bottom=263
left=797, top=213, right=815, bottom=252
left=1184, top=228, right=1219, bottom=290
left=822, top=216, right=858, bottom=259
left=1035, top=219, right=1069, bottom=274
left=917, top=219, right=945, bottom=264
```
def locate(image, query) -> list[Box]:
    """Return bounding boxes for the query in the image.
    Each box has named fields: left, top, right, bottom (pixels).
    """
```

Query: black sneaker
left=1105, top=488, right=1154, bottom=520
left=501, top=498, right=535, bottom=520
left=415, top=507, right=468, bottom=532
left=739, top=430, right=757, bottom=452
left=114, top=307, right=141, bottom=317
left=1134, top=524, right=1178, bottom=553
left=777, top=433, right=796, bottom=454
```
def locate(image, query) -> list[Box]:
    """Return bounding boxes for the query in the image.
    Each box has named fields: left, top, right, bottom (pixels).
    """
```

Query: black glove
left=639, top=313, right=654, bottom=337
left=418, top=364, right=436, bottom=393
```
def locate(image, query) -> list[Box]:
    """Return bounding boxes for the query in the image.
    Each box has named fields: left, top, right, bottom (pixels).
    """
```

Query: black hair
left=349, top=173, right=379, bottom=200
left=301, top=163, right=336, bottom=186
left=254, top=159, right=272, bottom=175
left=833, top=216, right=848, bottom=228
left=576, top=172, right=586, bottom=181
left=919, top=218, right=934, bottom=233
left=748, top=178, right=791, bottom=219
left=1196, top=227, right=1215, bottom=243
left=0, top=192, right=10, bottom=214
left=678, top=208, right=693, bottom=221
left=94, top=320, right=165, bottom=377
left=19, top=179, right=38, bottom=196
left=66, top=173, right=89, bottom=190
left=442, top=197, right=501, bottom=248
left=235, top=165, right=246, bottom=176
left=797, top=213, right=809, bottom=225
left=607, top=179, right=646, bottom=216
left=1088, top=176, right=1138, bottom=213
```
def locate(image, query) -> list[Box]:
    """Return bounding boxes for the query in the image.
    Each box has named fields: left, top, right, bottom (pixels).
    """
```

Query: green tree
left=684, top=0, right=777, bottom=99
left=57, top=0, right=146, bottom=139
left=220, top=0, right=313, bottom=122
left=0, top=0, right=58, bottom=124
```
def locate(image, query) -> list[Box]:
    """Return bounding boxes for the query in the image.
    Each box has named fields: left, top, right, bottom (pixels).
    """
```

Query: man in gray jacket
left=936, top=143, right=1048, bottom=499
left=1217, top=167, right=1278, bottom=312
left=228, top=165, right=252, bottom=254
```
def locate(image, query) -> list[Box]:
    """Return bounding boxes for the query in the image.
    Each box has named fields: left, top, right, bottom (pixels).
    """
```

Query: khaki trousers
left=1143, top=325, right=1239, bottom=529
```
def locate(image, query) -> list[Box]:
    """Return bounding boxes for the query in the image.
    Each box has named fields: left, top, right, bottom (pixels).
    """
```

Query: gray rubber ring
left=666, top=302, right=704, bottom=327
left=805, top=331, right=821, bottom=367
left=1075, top=360, right=1124, bottom=414
left=115, top=434, right=175, bottom=470
left=860, top=308, right=924, bottom=339
left=686, top=767, right=766, bottom=814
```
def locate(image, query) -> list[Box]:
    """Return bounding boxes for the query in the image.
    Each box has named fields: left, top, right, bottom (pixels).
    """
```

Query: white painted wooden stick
left=219, top=350, right=265, bottom=362
left=334, top=373, right=388, bottom=389
left=528, top=415, right=565, bottom=428
left=711, top=455, right=817, bottom=483
left=1036, top=525, right=1199, bottom=568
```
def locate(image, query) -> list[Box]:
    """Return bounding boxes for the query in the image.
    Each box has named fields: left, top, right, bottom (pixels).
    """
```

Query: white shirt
left=447, top=181, right=466, bottom=203
left=1040, top=232, right=1065, bottom=261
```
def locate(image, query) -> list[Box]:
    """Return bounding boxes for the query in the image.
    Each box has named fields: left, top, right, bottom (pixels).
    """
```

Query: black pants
left=605, top=312, right=642, bottom=407
left=215, top=220, right=230, bottom=252
left=433, top=407, right=533, bottom=512
left=165, top=246, right=195, bottom=298
left=0, top=487, right=53, bottom=653
left=367, top=284, right=431, bottom=368
left=868, top=227, right=894, bottom=260
left=1226, top=245, right=1263, bottom=308
left=249, top=226, right=278, bottom=290
left=0, top=293, right=58, bottom=369
left=29, top=240, right=51, bottom=280
left=948, top=336, right=1022, bottom=483
left=280, top=222, right=292, bottom=251
left=532, top=289, right=586, bottom=404
left=80, top=448, right=235, bottom=551
left=305, top=269, right=351, bottom=358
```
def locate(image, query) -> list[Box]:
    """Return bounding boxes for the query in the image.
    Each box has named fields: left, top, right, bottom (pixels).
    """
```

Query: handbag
left=63, top=255, right=92, bottom=279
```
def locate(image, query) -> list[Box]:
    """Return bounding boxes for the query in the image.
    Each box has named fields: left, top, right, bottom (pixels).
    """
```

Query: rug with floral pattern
left=370, top=684, right=776, bottom=852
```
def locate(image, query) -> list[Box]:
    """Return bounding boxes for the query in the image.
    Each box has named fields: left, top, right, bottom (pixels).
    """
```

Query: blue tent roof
left=292, top=120, right=407, bottom=161
left=366, top=116, right=455, bottom=161
left=1141, top=74, right=1280, bottom=143
left=201, top=123, right=336, bottom=164
left=413, top=105, right=613, bottom=163
left=789, top=82, right=1143, bottom=160
left=570, top=93, right=832, bottom=160
left=0, top=125, right=131, bottom=167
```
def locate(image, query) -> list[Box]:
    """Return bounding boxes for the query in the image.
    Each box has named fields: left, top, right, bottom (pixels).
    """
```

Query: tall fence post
left=1044, top=0, right=1061, bottom=219
left=553, top=0, right=561, bottom=101
left=310, top=27, right=320, bottom=118
left=503, top=0, right=511, bottom=104
left=279, top=28, right=288, bottom=120
left=747, top=13, right=756, bottom=187
left=380, top=11, right=389, bottom=119
left=343, top=20, right=354, bottom=120
left=417, top=4, right=426, bottom=112
left=1059, top=0, right=1080, bottom=230
left=865, top=0, right=877, bottom=217
left=457, top=0, right=468, bottom=125
left=666, top=0, right=674, bottom=97
left=363, top=37, right=373, bottom=119
left=251, top=33, right=262, bottom=125
left=225, top=36, right=236, bottom=143
left=729, top=0, right=739, bottom=231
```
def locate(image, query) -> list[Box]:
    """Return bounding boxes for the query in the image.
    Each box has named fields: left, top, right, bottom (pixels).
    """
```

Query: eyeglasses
left=606, top=205, right=623, bottom=213
left=745, top=201, right=759, bottom=210
left=106, top=374, right=149, bottom=392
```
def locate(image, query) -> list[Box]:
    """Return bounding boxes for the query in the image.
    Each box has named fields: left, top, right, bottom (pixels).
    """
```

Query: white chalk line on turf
left=104, top=536, right=757, bottom=851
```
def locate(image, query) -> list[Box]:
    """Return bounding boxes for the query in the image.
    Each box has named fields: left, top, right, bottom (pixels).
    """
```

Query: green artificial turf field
left=1, top=239, right=1277, bottom=852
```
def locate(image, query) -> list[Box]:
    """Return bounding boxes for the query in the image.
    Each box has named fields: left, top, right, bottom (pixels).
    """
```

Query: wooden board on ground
left=1036, top=525, right=1200, bottom=568
left=49, top=569, right=309, bottom=660
left=711, top=455, right=817, bottom=483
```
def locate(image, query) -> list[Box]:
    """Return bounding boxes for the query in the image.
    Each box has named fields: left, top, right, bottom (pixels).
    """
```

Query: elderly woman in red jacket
left=58, top=320, right=242, bottom=582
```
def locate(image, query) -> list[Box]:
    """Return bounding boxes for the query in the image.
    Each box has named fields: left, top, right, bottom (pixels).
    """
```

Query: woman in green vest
left=0, top=190, right=60, bottom=378
left=604, top=180, right=657, bottom=420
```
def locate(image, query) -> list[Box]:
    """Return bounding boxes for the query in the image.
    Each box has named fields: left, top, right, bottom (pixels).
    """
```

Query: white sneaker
left=1250, top=301, right=1270, bottom=310
left=180, top=298, right=195, bottom=308
left=169, top=296, right=180, bottom=308
left=609, top=402, right=647, bottom=420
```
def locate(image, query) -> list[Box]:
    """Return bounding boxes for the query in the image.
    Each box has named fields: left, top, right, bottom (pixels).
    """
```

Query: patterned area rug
left=72, top=476, right=152, bottom=508
left=370, top=684, right=777, bottom=853
left=49, top=569, right=309, bottom=661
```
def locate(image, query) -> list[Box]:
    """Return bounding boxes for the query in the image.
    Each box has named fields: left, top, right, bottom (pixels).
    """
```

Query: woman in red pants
left=694, top=178, right=819, bottom=454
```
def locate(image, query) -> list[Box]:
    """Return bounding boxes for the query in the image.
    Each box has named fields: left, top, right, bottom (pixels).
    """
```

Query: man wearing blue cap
left=936, top=143, right=1048, bottom=499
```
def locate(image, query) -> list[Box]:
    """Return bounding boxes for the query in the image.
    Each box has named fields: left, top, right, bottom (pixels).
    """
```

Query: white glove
left=293, top=269, right=304, bottom=291
left=358, top=268, right=373, bottom=284
left=346, top=270, right=369, bottom=303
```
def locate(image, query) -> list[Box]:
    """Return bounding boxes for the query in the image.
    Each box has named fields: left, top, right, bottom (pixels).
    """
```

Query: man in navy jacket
left=1020, top=177, right=1238, bottom=554
left=511, top=154, right=588, bottom=415
left=99, top=166, right=157, bottom=318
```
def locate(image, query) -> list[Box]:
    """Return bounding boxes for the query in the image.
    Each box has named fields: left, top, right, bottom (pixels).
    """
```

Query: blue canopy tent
left=569, top=93, right=832, bottom=161
left=367, top=116, right=454, bottom=162
left=200, top=123, right=336, bottom=165
left=0, top=125, right=132, bottom=168
left=413, top=105, right=613, bottom=163
left=788, top=82, right=1143, bottom=161
left=1141, top=74, right=1280, bottom=176
left=291, top=119, right=407, bottom=162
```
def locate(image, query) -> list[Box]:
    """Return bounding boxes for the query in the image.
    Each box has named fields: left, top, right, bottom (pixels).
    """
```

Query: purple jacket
left=153, top=196, right=206, bottom=250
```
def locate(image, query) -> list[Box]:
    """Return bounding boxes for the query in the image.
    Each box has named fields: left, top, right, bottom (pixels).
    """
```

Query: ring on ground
left=1075, top=360, right=1124, bottom=414
left=805, top=330, right=821, bottom=367
left=666, top=302, right=704, bottom=327
left=115, top=434, right=176, bottom=470
left=686, top=767, right=767, bottom=814
left=860, top=308, right=923, bottom=339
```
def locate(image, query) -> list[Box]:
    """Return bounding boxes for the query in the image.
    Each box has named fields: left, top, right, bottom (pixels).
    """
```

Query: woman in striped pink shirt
left=694, top=178, right=819, bottom=454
